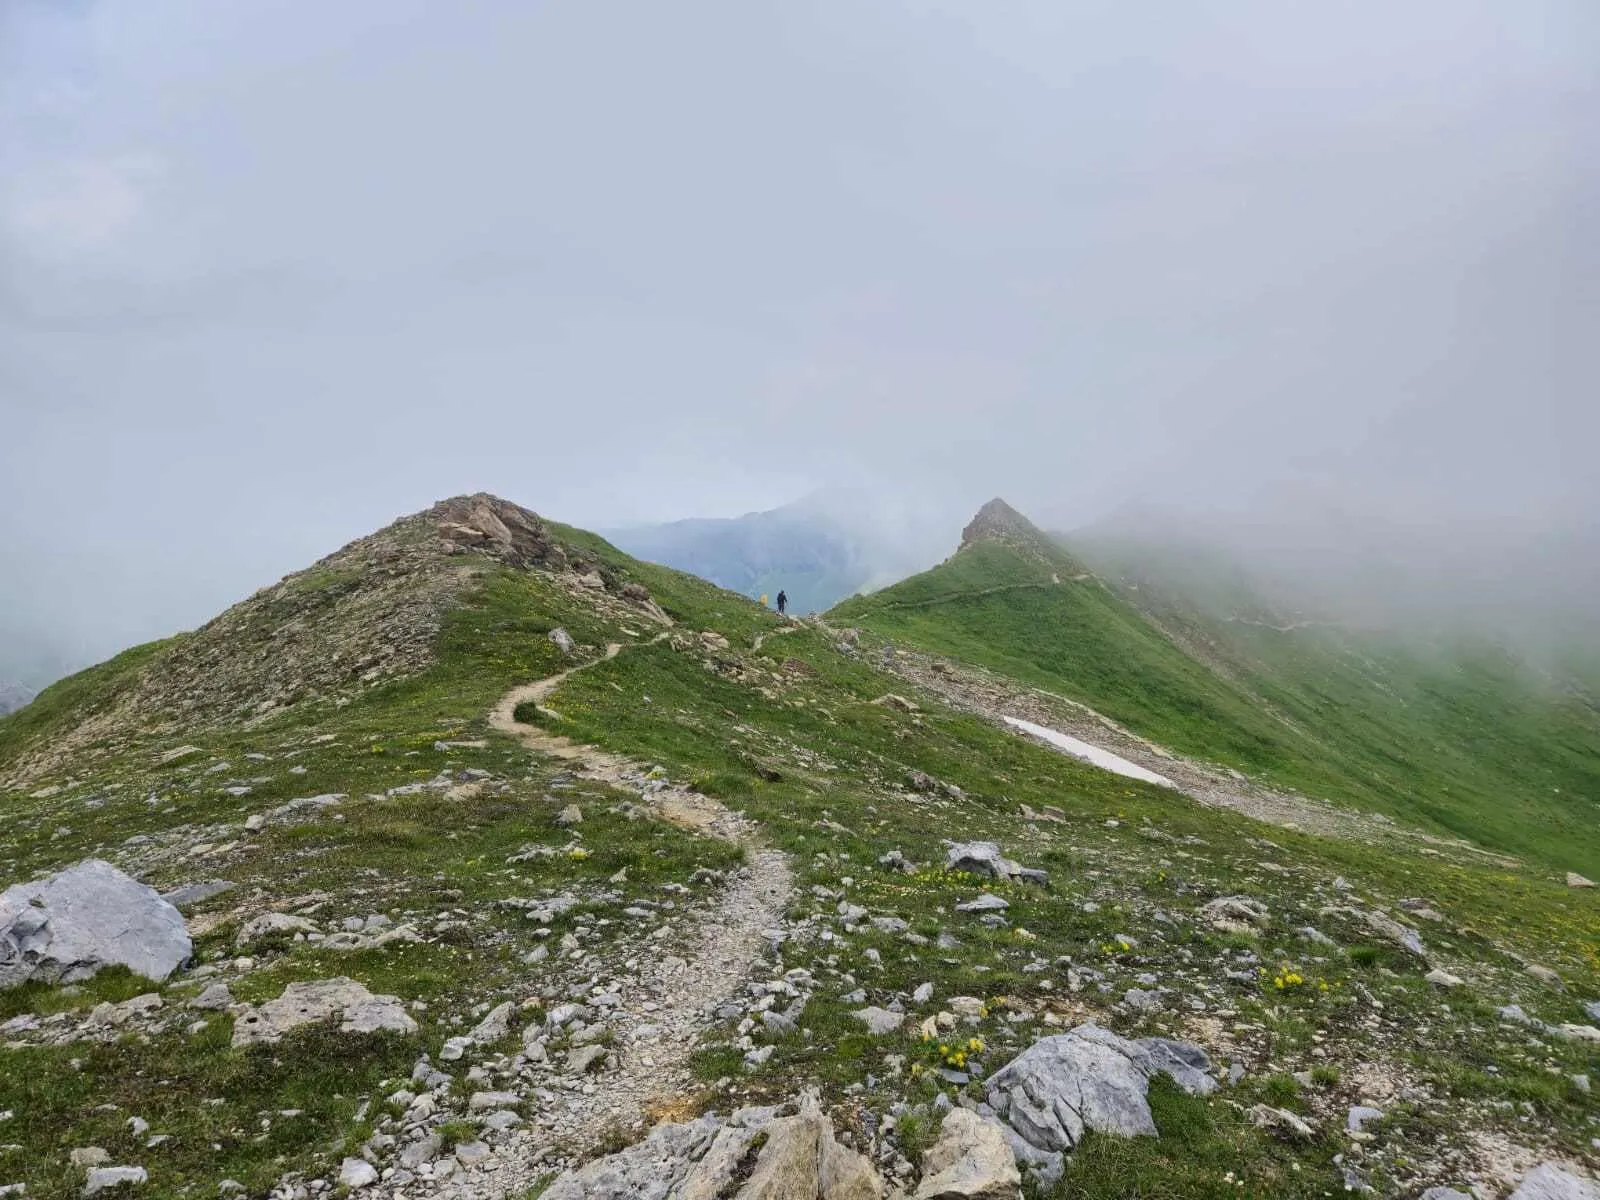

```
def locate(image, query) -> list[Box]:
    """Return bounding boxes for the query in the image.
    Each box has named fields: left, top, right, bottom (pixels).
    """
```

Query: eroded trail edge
left=443, top=642, right=794, bottom=1197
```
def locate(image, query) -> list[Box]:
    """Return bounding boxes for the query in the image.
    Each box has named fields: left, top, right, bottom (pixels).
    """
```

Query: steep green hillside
left=1, top=495, right=1595, bottom=1200
left=834, top=501, right=1600, bottom=879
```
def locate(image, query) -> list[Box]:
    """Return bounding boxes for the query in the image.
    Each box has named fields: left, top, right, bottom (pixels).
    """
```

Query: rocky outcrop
left=912, top=1108, right=1020, bottom=1199
left=983, top=1024, right=1217, bottom=1184
left=1, top=493, right=664, bottom=788
left=231, top=977, right=418, bottom=1048
left=944, top=842, right=1046, bottom=886
left=432, top=494, right=565, bottom=571
left=540, top=1093, right=885, bottom=1199
left=0, top=859, right=191, bottom=989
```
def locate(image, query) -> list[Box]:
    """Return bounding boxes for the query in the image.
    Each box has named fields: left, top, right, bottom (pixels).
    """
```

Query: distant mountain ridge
left=0, top=681, right=32, bottom=716
left=603, top=489, right=951, bottom=615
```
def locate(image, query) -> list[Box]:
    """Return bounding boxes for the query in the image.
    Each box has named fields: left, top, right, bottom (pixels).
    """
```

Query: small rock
left=956, top=895, right=1009, bottom=914
left=1527, top=964, right=1564, bottom=990
left=1249, top=1105, right=1314, bottom=1141
left=852, top=1007, right=905, bottom=1036
left=337, top=1159, right=378, bottom=1190
left=189, top=982, right=234, bottom=1011
left=454, top=1142, right=491, bottom=1167
left=1347, top=1106, right=1384, bottom=1133
left=82, top=1168, right=147, bottom=1197
left=1201, top=896, right=1270, bottom=935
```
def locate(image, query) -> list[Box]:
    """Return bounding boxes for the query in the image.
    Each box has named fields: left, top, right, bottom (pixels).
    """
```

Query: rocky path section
left=420, top=641, right=796, bottom=1197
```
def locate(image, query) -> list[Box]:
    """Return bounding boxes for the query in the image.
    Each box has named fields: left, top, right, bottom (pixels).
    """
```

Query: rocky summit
left=0, top=493, right=1596, bottom=1200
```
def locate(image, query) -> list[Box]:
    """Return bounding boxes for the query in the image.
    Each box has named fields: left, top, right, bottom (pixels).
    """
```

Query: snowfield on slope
left=1003, top=715, right=1177, bottom=787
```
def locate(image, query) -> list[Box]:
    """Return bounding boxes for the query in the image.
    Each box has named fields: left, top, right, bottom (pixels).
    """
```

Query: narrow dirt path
left=448, top=640, right=795, bottom=1197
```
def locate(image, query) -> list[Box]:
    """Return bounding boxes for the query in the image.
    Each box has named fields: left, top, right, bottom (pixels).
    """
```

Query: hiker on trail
left=776, top=590, right=787, bottom=615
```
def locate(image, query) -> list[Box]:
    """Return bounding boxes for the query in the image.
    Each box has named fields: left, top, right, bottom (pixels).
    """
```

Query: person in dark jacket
left=776, top=590, right=787, bottom=615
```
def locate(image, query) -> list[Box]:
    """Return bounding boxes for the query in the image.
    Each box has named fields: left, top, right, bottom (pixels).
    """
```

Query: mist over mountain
left=1066, top=492, right=1600, bottom=659
left=603, top=489, right=958, bottom=615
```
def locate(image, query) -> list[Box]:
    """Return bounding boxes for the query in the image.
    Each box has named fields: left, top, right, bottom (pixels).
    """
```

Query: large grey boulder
left=231, top=977, right=418, bottom=1048
left=1510, top=1163, right=1600, bottom=1200
left=944, top=843, right=1046, bottom=886
left=913, top=1108, right=1020, bottom=1199
left=0, top=860, right=190, bottom=989
left=984, top=1024, right=1216, bottom=1179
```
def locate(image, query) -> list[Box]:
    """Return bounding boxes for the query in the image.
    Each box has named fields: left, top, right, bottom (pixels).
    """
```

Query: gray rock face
left=230, top=977, right=418, bottom=1047
left=0, top=860, right=191, bottom=989
left=1510, top=1163, right=1600, bottom=1200
left=913, top=1107, right=1021, bottom=1199
left=945, top=842, right=1047, bottom=886
left=984, top=1024, right=1216, bottom=1169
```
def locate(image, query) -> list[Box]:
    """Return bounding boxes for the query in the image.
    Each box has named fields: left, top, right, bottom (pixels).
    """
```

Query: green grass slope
left=833, top=501, right=1600, bottom=878
left=0, top=494, right=1595, bottom=1200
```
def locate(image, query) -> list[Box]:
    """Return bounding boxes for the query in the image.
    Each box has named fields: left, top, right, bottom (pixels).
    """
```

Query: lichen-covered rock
left=230, top=977, right=417, bottom=1048
left=0, top=860, right=190, bottom=989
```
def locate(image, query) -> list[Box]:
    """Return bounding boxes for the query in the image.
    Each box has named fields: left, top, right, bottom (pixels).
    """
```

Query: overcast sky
left=2, top=0, right=1594, bottom=673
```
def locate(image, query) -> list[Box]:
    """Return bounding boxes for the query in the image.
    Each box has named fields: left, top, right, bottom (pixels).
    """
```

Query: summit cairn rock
left=0, top=860, right=191, bottom=989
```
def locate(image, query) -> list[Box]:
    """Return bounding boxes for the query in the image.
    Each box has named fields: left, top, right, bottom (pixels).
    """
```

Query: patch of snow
left=1002, top=717, right=1176, bottom=788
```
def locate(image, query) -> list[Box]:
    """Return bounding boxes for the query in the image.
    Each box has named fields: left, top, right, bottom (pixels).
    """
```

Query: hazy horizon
left=3, top=1, right=1594, bottom=682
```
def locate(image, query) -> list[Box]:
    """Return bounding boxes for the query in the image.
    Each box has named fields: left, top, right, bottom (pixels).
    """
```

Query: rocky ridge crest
left=1, top=494, right=658, bottom=787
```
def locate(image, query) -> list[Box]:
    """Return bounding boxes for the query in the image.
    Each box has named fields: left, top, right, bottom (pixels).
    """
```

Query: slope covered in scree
left=0, top=495, right=667, bottom=789
left=836, top=499, right=1600, bottom=878
left=0, top=492, right=1595, bottom=1200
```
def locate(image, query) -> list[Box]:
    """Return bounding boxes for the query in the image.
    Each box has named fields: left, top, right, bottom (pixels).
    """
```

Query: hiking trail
left=446, top=638, right=794, bottom=1195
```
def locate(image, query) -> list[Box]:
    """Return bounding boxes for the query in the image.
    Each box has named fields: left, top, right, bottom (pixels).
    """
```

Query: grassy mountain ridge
left=834, top=500, right=1600, bottom=879
left=0, top=494, right=1595, bottom=1200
